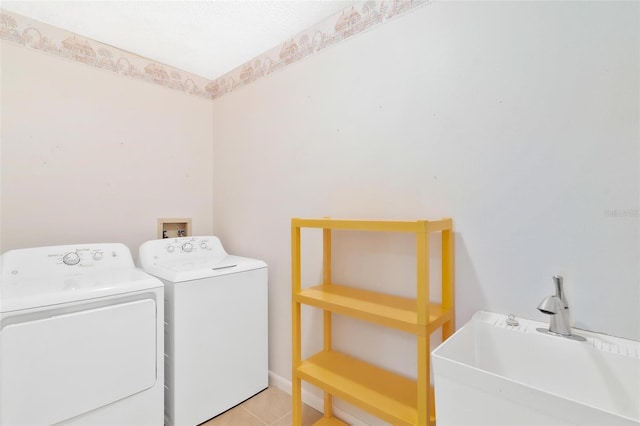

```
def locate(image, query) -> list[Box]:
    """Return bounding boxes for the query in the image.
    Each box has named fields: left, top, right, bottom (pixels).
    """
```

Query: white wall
left=1, top=1, right=638, bottom=423
left=212, top=1, right=638, bottom=419
left=1, top=41, right=214, bottom=257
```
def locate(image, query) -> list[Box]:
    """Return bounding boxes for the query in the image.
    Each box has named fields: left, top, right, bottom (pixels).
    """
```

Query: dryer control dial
left=92, top=252, right=104, bottom=261
left=166, top=246, right=175, bottom=253
left=181, top=242, right=193, bottom=253
left=200, top=242, right=208, bottom=249
left=62, top=252, right=81, bottom=266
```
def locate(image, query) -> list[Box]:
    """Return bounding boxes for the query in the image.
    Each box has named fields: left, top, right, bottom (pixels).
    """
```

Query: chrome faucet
left=536, top=275, right=586, bottom=341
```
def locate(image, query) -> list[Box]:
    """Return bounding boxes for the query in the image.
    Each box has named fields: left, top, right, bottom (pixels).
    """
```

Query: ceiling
left=1, top=0, right=354, bottom=80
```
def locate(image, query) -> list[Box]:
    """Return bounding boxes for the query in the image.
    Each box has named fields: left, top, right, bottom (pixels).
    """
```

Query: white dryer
left=139, top=236, right=268, bottom=426
left=0, top=243, right=164, bottom=426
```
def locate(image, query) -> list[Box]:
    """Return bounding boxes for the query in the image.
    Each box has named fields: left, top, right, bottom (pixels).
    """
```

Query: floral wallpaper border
left=1, top=0, right=428, bottom=101
left=0, top=11, right=213, bottom=99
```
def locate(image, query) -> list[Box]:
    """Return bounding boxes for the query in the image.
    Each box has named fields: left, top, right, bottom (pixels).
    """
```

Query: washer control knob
left=182, top=243, right=193, bottom=253
left=63, top=252, right=81, bottom=266
left=92, top=252, right=104, bottom=261
left=200, top=242, right=208, bottom=249
left=166, top=246, right=175, bottom=253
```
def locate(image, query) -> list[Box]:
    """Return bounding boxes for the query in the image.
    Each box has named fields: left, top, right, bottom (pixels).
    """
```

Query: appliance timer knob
left=92, top=252, right=104, bottom=261
left=182, top=243, right=193, bottom=253
left=63, top=252, right=80, bottom=266
left=167, top=246, right=175, bottom=253
left=200, top=242, right=208, bottom=249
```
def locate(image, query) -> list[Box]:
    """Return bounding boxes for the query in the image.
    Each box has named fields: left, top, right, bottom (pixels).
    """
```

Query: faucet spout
left=536, top=275, right=586, bottom=341
left=537, top=295, right=563, bottom=316
left=537, top=295, right=571, bottom=335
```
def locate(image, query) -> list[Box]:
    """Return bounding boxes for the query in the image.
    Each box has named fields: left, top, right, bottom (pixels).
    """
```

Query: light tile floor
left=202, top=387, right=324, bottom=426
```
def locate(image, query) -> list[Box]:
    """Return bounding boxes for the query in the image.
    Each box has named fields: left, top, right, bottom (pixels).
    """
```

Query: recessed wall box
left=158, top=218, right=192, bottom=239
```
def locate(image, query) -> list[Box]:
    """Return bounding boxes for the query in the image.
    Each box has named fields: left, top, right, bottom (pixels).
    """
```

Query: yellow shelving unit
left=291, top=218, right=455, bottom=426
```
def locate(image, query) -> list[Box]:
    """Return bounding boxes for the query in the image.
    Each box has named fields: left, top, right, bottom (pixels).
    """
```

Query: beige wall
left=0, top=41, right=214, bottom=257
left=212, top=2, right=638, bottom=420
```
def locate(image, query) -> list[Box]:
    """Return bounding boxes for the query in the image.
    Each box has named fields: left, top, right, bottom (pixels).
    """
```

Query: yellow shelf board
left=296, top=351, right=418, bottom=426
left=295, top=284, right=449, bottom=335
left=292, top=218, right=437, bottom=233
left=313, top=416, right=349, bottom=426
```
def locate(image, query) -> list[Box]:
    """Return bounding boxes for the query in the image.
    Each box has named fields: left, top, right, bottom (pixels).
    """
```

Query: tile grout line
left=240, top=406, right=268, bottom=426
left=269, top=409, right=292, bottom=426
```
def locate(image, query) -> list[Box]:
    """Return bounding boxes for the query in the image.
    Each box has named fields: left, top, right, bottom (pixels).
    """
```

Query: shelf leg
left=416, top=228, right=430, bottom=426
left=323, top=228, right=332, bottom=286
left=418, top=334, right=429, bottom=426
left=292, top=299, right=302, bottom=425
left=292, top=222, right=302, bottom=425
left=416, top=229, right=429, bottom=326
left=322, top=310, right=334, bottom=418
left=442, top=228, right=455, bottom=339
left=292, top=375, right=302, bottom=425
left=292, top=298, right=302, bottom=425
left=322, top=228, right=334, bottom=418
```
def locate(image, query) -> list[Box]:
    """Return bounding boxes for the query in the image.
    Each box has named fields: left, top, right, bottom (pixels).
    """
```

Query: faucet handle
left=552, top=275, right=568, bottom=307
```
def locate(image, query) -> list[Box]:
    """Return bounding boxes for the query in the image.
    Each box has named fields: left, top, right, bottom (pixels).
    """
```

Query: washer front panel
left=164, top=268, right=268, bottom=426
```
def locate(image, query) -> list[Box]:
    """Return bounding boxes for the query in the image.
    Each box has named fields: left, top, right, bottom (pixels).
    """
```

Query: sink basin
left=432, top=311, right=640, bottom=425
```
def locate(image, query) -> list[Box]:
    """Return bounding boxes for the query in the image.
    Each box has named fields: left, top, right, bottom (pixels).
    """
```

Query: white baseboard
left=268, top=370, right=369, bottom=426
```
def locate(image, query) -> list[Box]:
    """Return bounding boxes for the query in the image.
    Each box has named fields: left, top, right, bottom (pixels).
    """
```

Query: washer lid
left=0, top=268, right=162, bottom=313
left=142, top=254, right=267, bottom=283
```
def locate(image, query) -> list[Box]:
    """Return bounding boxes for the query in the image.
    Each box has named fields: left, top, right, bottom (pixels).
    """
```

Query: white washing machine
left=0, top=243, right=164, bottom=426
left=139, top=236, right=268, bottom=426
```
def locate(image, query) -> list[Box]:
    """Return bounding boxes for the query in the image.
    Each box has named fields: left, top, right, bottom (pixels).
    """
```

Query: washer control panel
left=161, top=237, right=222, bottom=256
left=62, top=252, right=81, bottom=266
left=140, top=236, right=227, bottom=265
left=1, top=243, right=135, bottom=279
left=57, top=247, right=117, bottom=267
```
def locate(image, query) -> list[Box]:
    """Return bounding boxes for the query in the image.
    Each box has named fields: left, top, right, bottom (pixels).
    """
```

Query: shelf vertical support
left=416, top=223, right=429, bottom=325
left=416, top=223, right=430, bottom=426
left=322, top=227, right=334, bottom=418
left=442, top=226, right=455, bottom=339
left=291, top=220, right=302, bottom=426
